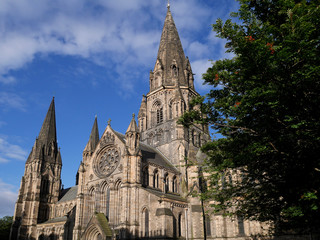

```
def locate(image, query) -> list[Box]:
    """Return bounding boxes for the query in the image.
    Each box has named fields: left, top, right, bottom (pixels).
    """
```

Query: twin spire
left=27, top=97, right=60, bottom=164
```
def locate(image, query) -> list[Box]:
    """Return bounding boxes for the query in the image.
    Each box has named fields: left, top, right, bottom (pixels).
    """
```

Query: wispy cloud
left=0, top=92, right=27, bottom=111
left=0, top=137, right=28, bottom=163
left=0, top=178, right=18, bottom=217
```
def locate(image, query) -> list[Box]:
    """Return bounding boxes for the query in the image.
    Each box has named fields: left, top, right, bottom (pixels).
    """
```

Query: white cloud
left=0, top=179, right=18, bottom=217
left=188, top=41, right=210, bottom=59
left=0, top=92, right=26, bottom=111
left=0, top=137, right=28, bottom=163
left=191, top=59, right=213, bottom=93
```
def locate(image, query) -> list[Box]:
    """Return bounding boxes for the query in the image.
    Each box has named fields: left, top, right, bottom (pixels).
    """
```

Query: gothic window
left=40, top=177, right=50, bottom=197
left=157, top=107, right=163, bottom=124
left=169, top=101, right=173, bottom=120
left=164, top=173, right=169, bottom=193
left=238, top=217, right=245, bottom=236
left=153, top=169, right=159, bottom=188
left=88, top=187, right=95, bottom=216
left=176, top=102, right=179, bottom=117
left=142, top=208, right=149, bottom=237
left=106, top=187, right=110, bottom=220
left=142, top=167, right=149, bottom=187
left=172, top=176, right=177, bottom=193
left=152, top=101, right=163, bottom=125
left=205, top=215, right=211, bottom=236
left=178, top=213, right=182, bottom=237
left=192, top=130, right=195, bottom=145
left=171, top=64, right=178, bottom=77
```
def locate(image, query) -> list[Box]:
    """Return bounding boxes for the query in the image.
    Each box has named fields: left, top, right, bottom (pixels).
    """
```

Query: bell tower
left=137, top=5, right=209, bottom=193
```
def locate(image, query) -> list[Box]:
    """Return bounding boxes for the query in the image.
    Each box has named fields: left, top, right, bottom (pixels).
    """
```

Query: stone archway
left=83, top=224, right=103, bottom=240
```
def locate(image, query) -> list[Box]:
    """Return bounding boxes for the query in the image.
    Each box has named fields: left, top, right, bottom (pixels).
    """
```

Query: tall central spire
left=149, top=6, right=193, bottom=91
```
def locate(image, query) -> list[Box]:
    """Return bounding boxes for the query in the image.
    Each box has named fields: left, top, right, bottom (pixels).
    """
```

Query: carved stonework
left=93, top=146, right=120, bottom=178
left=100, top=132, right=115, bottom=148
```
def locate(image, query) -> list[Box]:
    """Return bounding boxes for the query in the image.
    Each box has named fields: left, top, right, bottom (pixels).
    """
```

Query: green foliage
left=0, top=216, right=13, bottom=240
left=181, top=0, right=320, bottom=234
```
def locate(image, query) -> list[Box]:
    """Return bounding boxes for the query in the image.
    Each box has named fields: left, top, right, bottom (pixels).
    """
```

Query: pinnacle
left=126, top=114, right=138, bottom=133
left=38, top=97, right=57, bottom=146
left=84, top=116, right=99, bottom=152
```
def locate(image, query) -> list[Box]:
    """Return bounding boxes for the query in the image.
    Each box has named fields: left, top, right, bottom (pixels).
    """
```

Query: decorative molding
left=99, top=132, right=115, bottom=148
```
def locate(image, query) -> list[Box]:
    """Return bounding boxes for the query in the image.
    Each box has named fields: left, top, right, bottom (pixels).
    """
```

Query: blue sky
left=0, top=0, right=238, bottom=217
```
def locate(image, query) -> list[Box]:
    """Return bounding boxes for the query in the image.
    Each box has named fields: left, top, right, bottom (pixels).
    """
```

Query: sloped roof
left=38, top=216, right=67, bottom=225
left=95, top=213, right=112, bottom=237
left=58, top=186, right=78, bottom=203
left=113, top=131, right=179, bottom=173
left=144, top=187, right=186, bottom=202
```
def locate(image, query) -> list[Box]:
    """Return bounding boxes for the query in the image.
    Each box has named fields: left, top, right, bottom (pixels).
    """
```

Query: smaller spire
left=126, top=114, right=138, bottom=133
left=84, top=116, right=100, bottom=153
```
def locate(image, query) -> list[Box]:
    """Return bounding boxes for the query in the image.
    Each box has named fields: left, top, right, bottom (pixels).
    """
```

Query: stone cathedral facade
left=10, top=6, right=266, bottom=240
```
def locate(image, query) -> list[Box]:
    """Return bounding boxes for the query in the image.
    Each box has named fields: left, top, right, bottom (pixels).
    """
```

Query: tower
left=137, top=5, right=209, bottom=192
left=10, top=98, right=62, bottom=240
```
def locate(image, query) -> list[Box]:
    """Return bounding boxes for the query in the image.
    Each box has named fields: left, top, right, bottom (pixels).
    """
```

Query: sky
left=0, top=0, right=239, bottom=217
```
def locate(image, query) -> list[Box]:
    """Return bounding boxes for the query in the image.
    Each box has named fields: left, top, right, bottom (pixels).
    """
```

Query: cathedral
left=10, top=5, right=266, bottom=240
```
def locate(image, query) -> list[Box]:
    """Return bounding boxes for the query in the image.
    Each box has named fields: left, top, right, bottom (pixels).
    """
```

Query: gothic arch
left=152, top=100, right=163, bottom=125
left=100, top=182, right=111, bottom=219
left=83, top=224, right=103, bottom=240
left=141, top=207, right=149, bottom=237
left=153, top=169, right=159, bottom=188
left=142, top=166, right=149, bottom=187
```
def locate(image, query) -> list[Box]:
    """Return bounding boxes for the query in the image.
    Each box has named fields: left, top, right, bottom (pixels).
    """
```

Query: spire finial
left=132, top=113, right=135, bottom=119
left=108, top=119, right=111, bottom=126
left=167, top=0, right=170, bottom=8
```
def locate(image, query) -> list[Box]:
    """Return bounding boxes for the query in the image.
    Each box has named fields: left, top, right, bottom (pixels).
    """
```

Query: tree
left=0, top=216, right=13, bottom=239
left=180, top=0, right=320, bottom=234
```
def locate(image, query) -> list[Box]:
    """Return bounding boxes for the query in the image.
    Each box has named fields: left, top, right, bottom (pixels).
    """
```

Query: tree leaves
left=181, top=0, right=320, bottom=234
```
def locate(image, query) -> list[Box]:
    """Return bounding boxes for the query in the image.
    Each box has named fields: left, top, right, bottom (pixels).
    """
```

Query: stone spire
left=153, top=5, right=189, bottom=88
left=84, top=116, right=99, bottom=153
left=126, top=114, right=140, bottom=155
left=126, top=113, right=139, bottom=133
left=38, top=97, right=57, bottom=146
left=26, top=97, right=58, bottom=163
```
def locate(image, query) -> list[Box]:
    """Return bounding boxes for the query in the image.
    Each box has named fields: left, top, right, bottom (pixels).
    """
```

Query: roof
left=38, top=216, right=67, bottom=225
left=58, top=185, right=78, bottom=203
left=95, top=213, right=112, bottom=237
left=144, top=187, right=187, bottom=203
left=114, top=131, right=179, bottom=173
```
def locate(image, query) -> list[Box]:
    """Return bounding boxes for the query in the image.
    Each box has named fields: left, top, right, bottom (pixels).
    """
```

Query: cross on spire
left=167, top=0, right=170, bottom=8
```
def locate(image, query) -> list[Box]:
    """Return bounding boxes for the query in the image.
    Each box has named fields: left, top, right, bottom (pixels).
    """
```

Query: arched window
left=172, top=176, right=177, bottom=193
left=142, top=167, right=149, bottom=187
left=152, top=101, right=163, bottom=126
left=238, top=217, right=245, bottom=236
left=153, top=170, right=159, bottom=188
left=164, top=173, right=169, bottom=193
left=169, top=101, right=173, bottom=120
left=205, top=215, right=211, bottom=236
left=106, top=188, right=110, bottom=220
left=157, top=107, right=163, bottom=124
left=178, top=213, right=182, bottom=237
left=143, top=208, right=149, bottom=237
